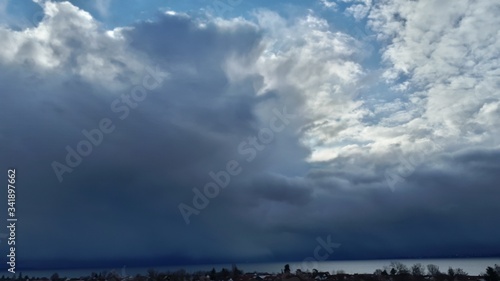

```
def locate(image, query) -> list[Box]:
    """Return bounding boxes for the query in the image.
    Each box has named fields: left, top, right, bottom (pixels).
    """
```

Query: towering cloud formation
left=0, top=0, right=499, bottom=269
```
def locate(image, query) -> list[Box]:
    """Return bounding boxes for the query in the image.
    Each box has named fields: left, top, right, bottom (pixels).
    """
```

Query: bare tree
left=427, top=264, right=440, bottom=276
left=455, top=268, right=468, bottom=278
left=50, top=273, right=59, bottom=281
left=147, top=269, right=158, bottom=281
left=390, top=262, right=410, bottom=275
left=448, top=267, right=456, bottom=280
left=411, top=263, right=426, bottom=276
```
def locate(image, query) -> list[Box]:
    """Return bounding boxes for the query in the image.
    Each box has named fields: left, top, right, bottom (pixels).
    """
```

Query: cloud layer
left=0, top=0, right=499, bottom=270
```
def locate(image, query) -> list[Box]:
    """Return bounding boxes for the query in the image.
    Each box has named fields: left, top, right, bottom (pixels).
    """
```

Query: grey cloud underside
left=0, top=1, right=499, bottom=270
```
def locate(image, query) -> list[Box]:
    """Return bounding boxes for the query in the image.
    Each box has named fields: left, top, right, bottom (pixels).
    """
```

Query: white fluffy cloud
left=0, top=1, right=145, bottom=90
left=300, top=0, right=500, bottom=168
left=2, top=0, right=498, bottom=182
left=369, top=0, right=500, bottom=146
left=243, top=10, right=369, bottom=162
left=341, top=0, right=373, bottom=20
left=320, top=0, right=338, bottom=10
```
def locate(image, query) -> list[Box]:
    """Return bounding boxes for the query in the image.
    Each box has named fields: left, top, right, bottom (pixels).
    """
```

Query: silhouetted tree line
left=0, top=263, right=498, bottom=281
left=369, top=262, right=500, bottom=281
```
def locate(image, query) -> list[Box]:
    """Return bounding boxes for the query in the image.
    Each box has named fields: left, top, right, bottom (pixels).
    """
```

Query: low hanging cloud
left=0, top=0, right=499, bottom=270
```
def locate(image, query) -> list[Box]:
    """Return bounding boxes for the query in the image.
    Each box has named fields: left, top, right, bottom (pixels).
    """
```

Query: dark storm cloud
left=0, top=7, right=307, bottom=268
left=248, top=174, right=313, bottom=206
left=0, top=2, right=499, bottom=271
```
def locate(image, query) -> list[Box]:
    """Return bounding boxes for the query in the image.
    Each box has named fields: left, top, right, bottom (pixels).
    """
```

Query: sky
left=0, top=0, right=500, bottom=271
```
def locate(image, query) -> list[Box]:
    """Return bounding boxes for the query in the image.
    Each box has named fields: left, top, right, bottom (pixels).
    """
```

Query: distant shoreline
left=8, top=258, right=500, bottom=278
